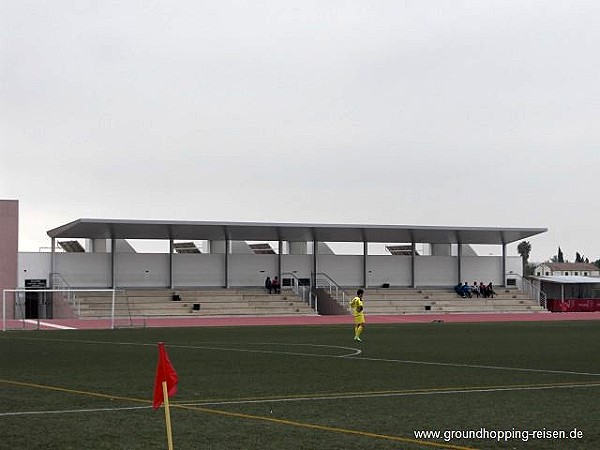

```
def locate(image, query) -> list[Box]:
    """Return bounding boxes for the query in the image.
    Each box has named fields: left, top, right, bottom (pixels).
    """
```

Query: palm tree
left=517, top=241, right=532, bottom=275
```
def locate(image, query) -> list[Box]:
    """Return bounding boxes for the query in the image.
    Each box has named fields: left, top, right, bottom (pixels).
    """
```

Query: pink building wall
left=0, top=200, right=19, bottom=319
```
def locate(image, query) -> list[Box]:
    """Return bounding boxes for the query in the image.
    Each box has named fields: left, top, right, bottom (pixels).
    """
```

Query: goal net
left=1, top=288, right=146, bottom=331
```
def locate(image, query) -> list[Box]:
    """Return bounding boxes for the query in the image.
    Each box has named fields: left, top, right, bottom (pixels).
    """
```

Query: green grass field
left=1, top=321, right=599, bottom=450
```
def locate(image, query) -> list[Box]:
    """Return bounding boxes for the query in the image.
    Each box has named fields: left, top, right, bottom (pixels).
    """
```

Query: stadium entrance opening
left=24, top=279, right=47, bottom=319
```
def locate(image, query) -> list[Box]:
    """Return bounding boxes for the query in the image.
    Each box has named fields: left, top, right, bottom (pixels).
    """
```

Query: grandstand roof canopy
left=47, top=219, right=546, bottom=245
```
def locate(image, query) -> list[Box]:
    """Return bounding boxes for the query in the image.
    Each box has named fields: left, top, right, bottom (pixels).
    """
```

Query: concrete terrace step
left=365, top=298, right=538, bottom=307
left=338, top=288, right=545, bottom=314
left=122, top=288, right=278, bottom=297
left=73, top=288, right=314, bottom=318
left=71, top=287, right=545, bottom=317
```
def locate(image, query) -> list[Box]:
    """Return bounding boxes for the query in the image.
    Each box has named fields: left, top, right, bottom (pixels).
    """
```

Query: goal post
left=1, top=288, right=144, bottom=331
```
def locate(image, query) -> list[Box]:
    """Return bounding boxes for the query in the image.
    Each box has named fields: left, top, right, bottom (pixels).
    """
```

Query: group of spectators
left=264, top=276, right=281, bottom=294
left=454, top=281, right=496, bottom=299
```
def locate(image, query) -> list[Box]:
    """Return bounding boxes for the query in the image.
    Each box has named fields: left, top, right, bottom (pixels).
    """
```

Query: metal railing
left=49, top=272, right=78, bottom=313
left=281, top=272, right=318, bottom=311
left=314, top=272, right=349, bottom=310
left=507, top=273, right=547, bottom=310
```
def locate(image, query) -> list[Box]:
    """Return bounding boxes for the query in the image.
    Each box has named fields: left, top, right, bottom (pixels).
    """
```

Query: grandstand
left=1, top=206, right=555, bottom=324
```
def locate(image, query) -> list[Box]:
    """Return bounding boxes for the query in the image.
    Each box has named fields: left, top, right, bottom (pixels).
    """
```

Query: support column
left=169, top=239, right=174, bottom=289
left=502, top=243, right=507, bottom=287
left=363, top=241, right=368, bottom=288
left=278, top=239, right=282, bottom=282
left=457, top=243, right=462, bottom=284
left=312, top=239, right=318, bottom=286
left=224, top=239, right=230, bottom=288
left=111, top=238, right=116, bottom=289
left=50, top=237, right=56, bottom=289
left=411, top=242, right=416, bottom=288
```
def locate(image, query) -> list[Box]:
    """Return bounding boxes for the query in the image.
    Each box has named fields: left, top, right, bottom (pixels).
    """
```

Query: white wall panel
left=505, top=257, right=522, bottom=277
left=17, top=252, right=523, bottom=289
left=461, top=257, right=502, bottom=285
left=368, top=256, right=412, bottom=287
left=319, top=255, right=363, bottom=287
left=281, top=255, right=312, bottom=280
left=56, top=253, right=111, bottom=288
left=18, top=252, right=52, bottom=287
left=173, top=254, right=225, bottom=287
left=229, top=254, right=278, bottom=287
left=115, top=254, right=169, bottom=287
left=415, top=256, right=457, bottom=286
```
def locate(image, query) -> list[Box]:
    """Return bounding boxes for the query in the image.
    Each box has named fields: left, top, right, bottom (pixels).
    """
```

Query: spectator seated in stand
left=454, top=283, right=468, bottom=298
left=461, top=282, right=472, bottom=298
left=271, top=276, right=281, bottom=294
left=265, top=276, right=272, bottom=294
left=486, top=282, right=497, bottom=298
left=479, top=281, right=488, bottom=298
left=471, top=281, right=480, bottom=298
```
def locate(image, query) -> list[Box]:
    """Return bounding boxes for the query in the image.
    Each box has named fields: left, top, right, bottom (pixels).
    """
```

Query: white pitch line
left=23, top=320, right=76, bottom=330
left=241, top=342, right=362, bottom=358
left=346, top=355, right=600, bottom=377
left=179, top=383, right=600, bottom=407
left=0, top=405, right=151, bottom=417
left=4, top=383, right=598, bottom=418
left=171, top=343, right=361, bottom=359
left=7, top=337, right=360, bottom=358
left=6, top=336, right=599, bottom=377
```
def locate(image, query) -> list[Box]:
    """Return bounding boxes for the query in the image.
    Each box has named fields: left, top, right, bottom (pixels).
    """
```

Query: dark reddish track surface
left=5, top=311, right=600, bottom=331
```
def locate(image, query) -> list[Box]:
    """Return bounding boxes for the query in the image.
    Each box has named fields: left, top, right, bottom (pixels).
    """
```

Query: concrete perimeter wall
left=17, top=252, right=522, bottom=288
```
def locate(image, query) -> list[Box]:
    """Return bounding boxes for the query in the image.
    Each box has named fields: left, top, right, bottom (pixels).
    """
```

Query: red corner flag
left=153, top=342, right=178, bottom=410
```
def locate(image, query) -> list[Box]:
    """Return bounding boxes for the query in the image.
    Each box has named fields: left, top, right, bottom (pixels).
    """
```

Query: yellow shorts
left=353, top=314, right=365, bottom=325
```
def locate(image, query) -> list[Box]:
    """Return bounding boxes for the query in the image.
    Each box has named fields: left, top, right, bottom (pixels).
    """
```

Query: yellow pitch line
left=173, top=380, right=600, bottom=405
left=0, top=377, right=473, bottom=449
left=176, top=403, right=478, bottom=450
left=0, top=378, right=149, bottom=405
left=4, top=379, right=600, bottom=450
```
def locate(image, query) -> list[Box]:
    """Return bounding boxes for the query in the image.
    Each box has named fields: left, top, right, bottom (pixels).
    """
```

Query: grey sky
left=1, top=1, right=599, bottom=262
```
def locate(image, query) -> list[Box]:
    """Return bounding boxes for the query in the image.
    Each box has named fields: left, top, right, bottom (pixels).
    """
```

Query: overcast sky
left=1, top=1, right=599, bottom=262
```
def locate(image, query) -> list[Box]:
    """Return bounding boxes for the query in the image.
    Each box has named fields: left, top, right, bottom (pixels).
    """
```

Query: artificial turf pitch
left=0, top=321, right=598, bottom=450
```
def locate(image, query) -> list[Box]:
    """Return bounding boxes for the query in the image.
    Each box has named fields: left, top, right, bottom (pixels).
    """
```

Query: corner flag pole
left=162, top=381, right=175, bottom=450
left=153, top=342, right=178, bottom=449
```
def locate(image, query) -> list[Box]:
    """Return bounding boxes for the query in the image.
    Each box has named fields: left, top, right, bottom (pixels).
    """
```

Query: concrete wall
left=415, top=256, right=458, bottom=286
left=280, top=255, right=313, bottom=280
left=19, top=252, right=52, bottom=286
left=1, top=200, right=19, bottom=319
left=17, top=252, right=520, bottom=288
left=115, top=254, right=170, bottom=287
left=173, top=254, right=225, bottom=287
left=230, top=254, right=278, bottom=287
left=56, top=253, right=111, bottom=287
left=320, top=255, right=363, bottom=286
left=368, top=256, right=412, bottom=286
left=462, top=256, right=501, bottom=285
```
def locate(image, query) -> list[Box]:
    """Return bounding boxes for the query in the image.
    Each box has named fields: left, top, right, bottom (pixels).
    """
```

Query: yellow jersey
left=350, top=296, right=364, bottom=317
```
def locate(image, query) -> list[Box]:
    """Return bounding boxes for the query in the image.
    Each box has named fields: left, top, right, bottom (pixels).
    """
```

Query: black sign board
left=25, top=279, right=47, bottom=289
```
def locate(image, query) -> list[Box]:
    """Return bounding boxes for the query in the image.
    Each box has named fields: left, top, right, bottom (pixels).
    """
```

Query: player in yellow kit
left=350, top=289, right=365, bottom=342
